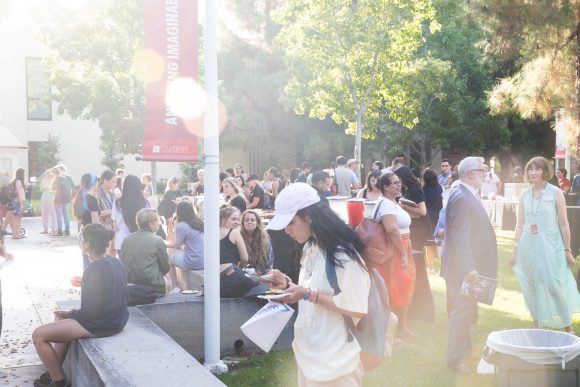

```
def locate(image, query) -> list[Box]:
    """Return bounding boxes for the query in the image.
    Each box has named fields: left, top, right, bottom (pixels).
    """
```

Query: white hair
left=458, top=156, right=484, bottom=178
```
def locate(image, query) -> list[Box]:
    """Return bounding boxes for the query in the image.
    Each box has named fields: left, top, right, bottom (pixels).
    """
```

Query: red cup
left=346, top=199, right=365, bottom=227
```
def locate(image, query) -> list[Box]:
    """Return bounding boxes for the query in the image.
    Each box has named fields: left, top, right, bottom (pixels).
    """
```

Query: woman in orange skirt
left=374, top=173, right=416, bottom=337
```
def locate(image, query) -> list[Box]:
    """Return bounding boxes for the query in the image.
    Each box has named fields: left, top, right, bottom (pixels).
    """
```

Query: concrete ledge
left=57, top=295, right=295, bottom=386
left=138, top=294, right=296, bottom=358
left=57, top=301, right=225, bottom=387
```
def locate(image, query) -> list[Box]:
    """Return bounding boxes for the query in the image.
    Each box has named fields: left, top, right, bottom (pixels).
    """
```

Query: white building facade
left=0, top=8, right=183, bottom=184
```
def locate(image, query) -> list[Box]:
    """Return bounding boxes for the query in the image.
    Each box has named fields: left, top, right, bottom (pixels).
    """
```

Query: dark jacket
left=440, top=184, right=497, bottom=282
left=120, top=230, right=170, bottom=293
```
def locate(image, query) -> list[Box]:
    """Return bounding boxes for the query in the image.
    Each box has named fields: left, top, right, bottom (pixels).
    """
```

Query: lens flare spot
left=133, top=49, right=165, bottom=84
left=165, top=78, right=207, bottom=120
left=182, top=100, right=228, bottom=138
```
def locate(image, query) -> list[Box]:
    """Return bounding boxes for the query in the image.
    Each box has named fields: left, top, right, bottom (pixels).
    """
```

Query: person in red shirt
left=556, top=168, right=572, bottom=193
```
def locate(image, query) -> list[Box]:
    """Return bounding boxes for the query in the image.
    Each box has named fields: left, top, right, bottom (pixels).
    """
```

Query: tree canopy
left=470, top=0, right=580, bottom=154
left=275, top=0, right=446, bottom=175
left=34, top=0, right=145, bottom=169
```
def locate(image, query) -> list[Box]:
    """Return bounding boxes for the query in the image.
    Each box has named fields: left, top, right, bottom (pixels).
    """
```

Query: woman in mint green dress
left=511, top=157, right=580, bottom=332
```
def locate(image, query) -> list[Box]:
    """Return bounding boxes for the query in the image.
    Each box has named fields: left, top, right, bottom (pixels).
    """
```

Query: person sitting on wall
left=120, top=208, right=170, bottom=295
left=32, top=224, right=128, bottom=387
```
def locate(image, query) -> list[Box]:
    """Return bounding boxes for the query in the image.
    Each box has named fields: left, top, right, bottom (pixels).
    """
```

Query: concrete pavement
left=1, top=217, right=82, bottom=386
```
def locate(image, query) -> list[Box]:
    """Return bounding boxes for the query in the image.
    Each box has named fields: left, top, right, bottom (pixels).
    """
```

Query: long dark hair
left=99, top=170, right=115, bottom=186
left=11, top=168, right=25, bottom=187
left=395, top=166, right=421, bottom=191
left=175, top=201, right=204, bottom=232
left=296, top=201, right=366, bottom=269
left=422, top=168, right=438, bottom=187
left=240, top=210, right=270, bottom=270
left=116, top=175, right=149, bottom=232
left=364, top=170, right=382, bottom=192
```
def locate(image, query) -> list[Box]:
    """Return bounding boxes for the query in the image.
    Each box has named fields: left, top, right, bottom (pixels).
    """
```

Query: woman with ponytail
left=73, top=173, right=100, bottom=270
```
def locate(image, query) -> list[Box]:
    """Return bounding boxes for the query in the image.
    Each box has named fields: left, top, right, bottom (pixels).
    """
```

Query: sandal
left=37, top=372, right=51, bottom=384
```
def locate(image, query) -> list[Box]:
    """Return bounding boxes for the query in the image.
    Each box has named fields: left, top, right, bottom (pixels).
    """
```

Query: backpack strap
left=325, top=258, right=341, bottom=295
left=325, top=258, right=356, bottom=342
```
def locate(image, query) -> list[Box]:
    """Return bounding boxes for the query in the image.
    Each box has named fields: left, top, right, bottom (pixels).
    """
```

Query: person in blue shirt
left=438, top=159, right=452, bottom=187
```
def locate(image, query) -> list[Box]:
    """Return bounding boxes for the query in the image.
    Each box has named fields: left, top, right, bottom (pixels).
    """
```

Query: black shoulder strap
left=372, top=198, right=384, bottom=220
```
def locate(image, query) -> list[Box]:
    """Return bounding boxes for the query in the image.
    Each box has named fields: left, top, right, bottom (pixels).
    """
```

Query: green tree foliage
left=28, top=133, right=61, bottom=178
left=34, top=0, right=145, bottom=166
left=470, top=0, right=580, bottom=154
left=275, top=0, right=443, bottom=175
left=218, top=0, right=349, bottom=170
left=0, top=0, right=14, bottom=20
left=410, top=0, right=510, bottom=155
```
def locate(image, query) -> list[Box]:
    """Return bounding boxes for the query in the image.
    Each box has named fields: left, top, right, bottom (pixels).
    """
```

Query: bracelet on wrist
left=564, top=248, right=571, bottom=252
left=303, top=289, right=310, bottom=301
left=308, top=289, right=318, bottom=303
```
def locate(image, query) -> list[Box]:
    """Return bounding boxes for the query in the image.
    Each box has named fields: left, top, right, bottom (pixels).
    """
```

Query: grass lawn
left=219, top=230, right=580, bottom=386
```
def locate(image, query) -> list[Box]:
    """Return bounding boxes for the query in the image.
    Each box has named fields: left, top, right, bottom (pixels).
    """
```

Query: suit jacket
left=440, top=184, right=497, bottom=282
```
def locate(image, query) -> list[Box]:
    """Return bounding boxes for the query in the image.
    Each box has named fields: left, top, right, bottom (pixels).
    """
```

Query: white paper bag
left=241, top=301, right=295, bottom=353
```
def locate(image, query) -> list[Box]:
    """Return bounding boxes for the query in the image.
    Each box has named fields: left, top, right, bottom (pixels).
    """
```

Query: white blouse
left=373, top=198, right=412, bottom=234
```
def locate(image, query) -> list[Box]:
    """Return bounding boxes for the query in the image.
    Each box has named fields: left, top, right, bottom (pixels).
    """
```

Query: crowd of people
left=0, top=152, right=579, bottom=386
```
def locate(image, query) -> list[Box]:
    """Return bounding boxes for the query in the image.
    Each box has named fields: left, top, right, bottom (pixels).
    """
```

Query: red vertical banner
left=143, top=0, right=199, bottom=161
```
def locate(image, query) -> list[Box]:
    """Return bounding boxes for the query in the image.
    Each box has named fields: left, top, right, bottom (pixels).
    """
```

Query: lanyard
left=530, top=187, right=545, bottom=218
left=100, top=188, right=113, bottom=208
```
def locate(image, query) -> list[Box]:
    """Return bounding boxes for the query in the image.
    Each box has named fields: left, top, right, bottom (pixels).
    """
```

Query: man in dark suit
left=441, top=156, right=498, bottom=374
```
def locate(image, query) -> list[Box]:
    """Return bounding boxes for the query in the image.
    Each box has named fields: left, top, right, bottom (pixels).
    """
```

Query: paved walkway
left=1, top=217, right=81, bottom=386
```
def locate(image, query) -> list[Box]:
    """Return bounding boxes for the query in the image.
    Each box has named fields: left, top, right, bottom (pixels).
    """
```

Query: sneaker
left=56, top=231, right=63, bottom=236
left=40, top=230, right=48, bottom=234
left=63, top=229, right=70, bottom=236
left=170, top=287, right=182, bottom=294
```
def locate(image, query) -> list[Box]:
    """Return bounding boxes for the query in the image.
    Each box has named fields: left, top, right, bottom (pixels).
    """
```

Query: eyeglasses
left=471, top=168, right=486, bottom=172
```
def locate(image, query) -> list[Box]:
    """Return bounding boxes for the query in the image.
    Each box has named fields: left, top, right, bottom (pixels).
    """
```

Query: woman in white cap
left=268, top=183, right=370, bottom=387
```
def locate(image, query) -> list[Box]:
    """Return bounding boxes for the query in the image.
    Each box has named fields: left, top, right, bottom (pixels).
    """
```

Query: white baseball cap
left=267, top=183, right=320, bottom=230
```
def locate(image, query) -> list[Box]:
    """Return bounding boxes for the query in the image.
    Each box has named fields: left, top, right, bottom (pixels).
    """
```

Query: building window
left=26, top=57, right=52, bottom=121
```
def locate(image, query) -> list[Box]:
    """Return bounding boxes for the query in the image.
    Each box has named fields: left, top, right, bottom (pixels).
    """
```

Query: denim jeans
left=55, top=203, right=70, bottom=233
left=220, top=266, right=267, bottom=298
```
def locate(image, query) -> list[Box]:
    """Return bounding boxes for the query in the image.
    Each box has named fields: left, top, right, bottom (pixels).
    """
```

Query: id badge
left=531, top=224, right=538, bottom=235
